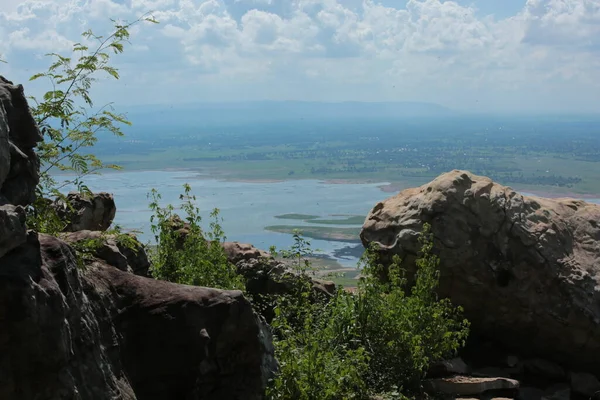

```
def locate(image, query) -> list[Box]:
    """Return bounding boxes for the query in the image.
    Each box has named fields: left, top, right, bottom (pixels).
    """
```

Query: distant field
left=95, top=115, right=600, bottom=196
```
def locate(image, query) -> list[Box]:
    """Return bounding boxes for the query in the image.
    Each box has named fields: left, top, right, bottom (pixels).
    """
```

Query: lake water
left=54, top=171, right=600, bottom=268
left=54, top=170, right=396, bottom=267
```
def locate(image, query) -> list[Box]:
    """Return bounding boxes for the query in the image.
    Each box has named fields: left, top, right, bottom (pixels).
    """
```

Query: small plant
left=277, top=230, right=316, bottom=275
left=148, top=184, right=244, bottom=290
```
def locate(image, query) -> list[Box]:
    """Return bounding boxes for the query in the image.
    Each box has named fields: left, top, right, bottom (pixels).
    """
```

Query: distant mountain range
left=122, top=101, right=456, bottom=126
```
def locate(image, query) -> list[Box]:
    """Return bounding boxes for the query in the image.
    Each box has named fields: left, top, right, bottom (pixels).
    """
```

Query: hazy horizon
left=1, top=0, right=599, bottom=114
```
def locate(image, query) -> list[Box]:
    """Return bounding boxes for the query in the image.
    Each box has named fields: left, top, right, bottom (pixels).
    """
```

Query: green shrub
left=268, top=223, right=470, bottom=399
left=148, top=184, right=244, bottom=290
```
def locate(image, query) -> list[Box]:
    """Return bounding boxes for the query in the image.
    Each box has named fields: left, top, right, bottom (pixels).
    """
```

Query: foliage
left=277, top=230, right=317, bottom=275
left=268, top=224, right=470, bottom=399
left=148, top=184, right=245, bottom=290
left=69, top=225, right=142, bottom=270
left=21, top=14, right=158, bottom=234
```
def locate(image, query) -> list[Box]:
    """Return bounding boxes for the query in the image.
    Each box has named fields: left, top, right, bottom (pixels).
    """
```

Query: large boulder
left=0, top=76, right=41, bottom=206
left=55, top=192, right=117, bottom=232
left=361, top=170, right=600, bottom=374
left=0, top=234, right=276, bottom=400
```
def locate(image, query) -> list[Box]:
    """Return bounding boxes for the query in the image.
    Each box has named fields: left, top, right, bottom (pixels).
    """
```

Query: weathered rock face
left=0, top=76, right=41, bottom=206
left=55, top=191, right=117, bottom=232
left=0, top=234, right=276, bottom=400
left=361, top=170, right=600, bottom=374
left=0, top=204, right=27, bottom=258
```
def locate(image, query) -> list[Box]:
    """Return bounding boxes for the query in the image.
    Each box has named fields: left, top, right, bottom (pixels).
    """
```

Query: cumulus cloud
left=0, top=0, right=598, bottom=112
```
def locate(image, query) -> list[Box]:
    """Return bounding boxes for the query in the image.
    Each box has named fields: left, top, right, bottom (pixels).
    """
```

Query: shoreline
left=54, top=168, right=600, bottom=199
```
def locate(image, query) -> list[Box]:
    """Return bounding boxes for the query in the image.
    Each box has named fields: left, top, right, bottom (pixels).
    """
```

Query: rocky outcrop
left=0, top=76, right=41, bottom=206
left=361, top=170, right=600, bottom=374
left=0, top=76, right=276, bottom=400
left=62, top=230, right=151, bottom=277
left=1, top=234, right=276, bottom=399
left=55, top=191, right=117, bottom=232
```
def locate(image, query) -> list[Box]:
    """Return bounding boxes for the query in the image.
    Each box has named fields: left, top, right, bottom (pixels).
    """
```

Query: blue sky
left=0, top=0, right=599, bottom=113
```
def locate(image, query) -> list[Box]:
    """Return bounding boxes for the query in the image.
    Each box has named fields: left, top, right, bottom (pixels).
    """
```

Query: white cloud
left=0, top=0, right=598, bottom=113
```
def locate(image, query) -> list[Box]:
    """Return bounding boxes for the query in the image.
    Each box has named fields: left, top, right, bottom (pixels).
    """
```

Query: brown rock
left=422, top=376, right=519, bottom=396
left=0, top=205, right=26, bottom=258
left=0, top=233, right=276, bottom=399
left=223, top=241, right=271, bottom=264
left=55, top=192, right=117, bottom=232
left=361, top=170, right=600, bottom=372
left=0, top=76, right=41, bottom=206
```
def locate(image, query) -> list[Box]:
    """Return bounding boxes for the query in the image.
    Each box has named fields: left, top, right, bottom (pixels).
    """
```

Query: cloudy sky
left=0, top=0, right=599, bottom=113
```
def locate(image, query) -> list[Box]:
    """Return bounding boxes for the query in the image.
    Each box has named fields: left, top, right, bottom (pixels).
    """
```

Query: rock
left=361, top=170, right=600, bottom=372
left=523, top=358, right=565, bottom=380
left=570, top=371, right=600, bottom=397
left=429, top=357, right=470, bottom=377
left=0, top=205, right=26, bottom=258
left=223, top=241, right=271, bottom=264
left=230, top=242, right=336, bottom=321
left=0, top=76, right=41, bottom=206
left=55, top=191, right=116, bottom=232
left=61, top=230, right=151, bottom=276
left=0, top=233, right=276, bottom=399
left=422, top=376, right=519, bottom=396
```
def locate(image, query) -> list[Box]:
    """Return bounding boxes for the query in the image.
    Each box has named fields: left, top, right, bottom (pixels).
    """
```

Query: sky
left=0, top=0, right=599, bottom=114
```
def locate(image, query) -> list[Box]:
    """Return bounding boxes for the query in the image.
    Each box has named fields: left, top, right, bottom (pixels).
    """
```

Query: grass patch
left=306, top=215, right=365, bottom=225
left=265, top=225, right=361, bottom=243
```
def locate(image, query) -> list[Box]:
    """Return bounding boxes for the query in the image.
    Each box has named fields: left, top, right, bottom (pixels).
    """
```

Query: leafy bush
left=268, top=224, right=470, bottom=399
left=148, top=184, right=245, bottom=290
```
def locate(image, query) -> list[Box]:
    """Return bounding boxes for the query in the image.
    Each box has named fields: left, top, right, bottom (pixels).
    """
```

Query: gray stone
left=61, top=230, right=151, bottom=276
left=0, top=204, right=26, bottom=258
left=361, top=170, right=600, bottom=372
left=55, top=192, right=117, bottom=232
left=0, top=76, right=41, bottom=206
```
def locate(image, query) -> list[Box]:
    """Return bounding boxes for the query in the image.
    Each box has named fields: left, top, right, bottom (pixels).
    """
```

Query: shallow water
left=54, top=170, right=396, bottom=267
